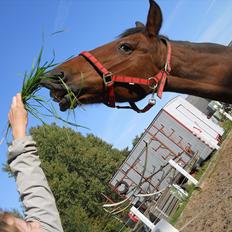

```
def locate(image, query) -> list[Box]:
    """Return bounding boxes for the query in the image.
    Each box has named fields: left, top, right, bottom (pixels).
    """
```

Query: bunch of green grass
left=21, top=47, right=56, bottom=120
left=22, top=47, right=86, bottom=127
left=1, top=48, right=87, bottom=144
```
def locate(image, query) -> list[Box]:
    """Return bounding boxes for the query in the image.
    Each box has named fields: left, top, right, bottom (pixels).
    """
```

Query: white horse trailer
left=164, top=96, right=224, bottom=150
left=108, top=96, right=224, bottom=219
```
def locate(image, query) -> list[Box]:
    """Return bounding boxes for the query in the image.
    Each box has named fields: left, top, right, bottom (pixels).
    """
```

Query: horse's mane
left=118, top=27, right=168, bottom=41
left=119, top=27, right=229, bottom=57
left=119, top=27, right=145, bottom=38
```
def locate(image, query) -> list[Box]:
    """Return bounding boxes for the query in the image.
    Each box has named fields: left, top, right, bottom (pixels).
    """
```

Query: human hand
left=8, top=93, right=28, bottom=140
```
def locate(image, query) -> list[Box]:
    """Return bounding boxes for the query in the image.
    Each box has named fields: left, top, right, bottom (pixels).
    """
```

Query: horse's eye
left=118, top=43, right=133, bottom=54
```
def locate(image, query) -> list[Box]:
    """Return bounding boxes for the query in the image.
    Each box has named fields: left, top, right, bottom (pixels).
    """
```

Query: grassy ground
left=222, top=119, right=232, bottom=139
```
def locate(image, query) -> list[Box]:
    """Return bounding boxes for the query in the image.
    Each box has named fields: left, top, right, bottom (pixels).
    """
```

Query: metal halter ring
left=148, top=77, right=158, bottom=90
left=149, top=98, right=156, bottom=105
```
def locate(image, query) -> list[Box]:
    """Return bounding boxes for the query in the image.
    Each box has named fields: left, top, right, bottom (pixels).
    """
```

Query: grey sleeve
left=8, top=136, right=64, bottom=232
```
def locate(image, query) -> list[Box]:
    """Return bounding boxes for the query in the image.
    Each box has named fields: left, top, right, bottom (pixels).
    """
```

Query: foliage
left=221, top=102, right=232, bottom=113
left=27, top=124, right=129, bottom=232
left=131, top=132, right=144, bottom=147
left=222, top=120, right=232, bottom=140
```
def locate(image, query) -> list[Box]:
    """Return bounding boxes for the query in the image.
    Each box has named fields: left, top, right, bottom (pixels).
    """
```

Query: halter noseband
left=79, top=38, right=171, bottom=113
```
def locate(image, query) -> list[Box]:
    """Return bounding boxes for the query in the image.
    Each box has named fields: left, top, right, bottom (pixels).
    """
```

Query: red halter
left=79, top=39, right=171, bottom=113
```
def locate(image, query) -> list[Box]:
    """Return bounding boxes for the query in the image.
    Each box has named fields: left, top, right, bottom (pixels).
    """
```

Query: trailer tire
left=115, top=181, right=129, bottom=195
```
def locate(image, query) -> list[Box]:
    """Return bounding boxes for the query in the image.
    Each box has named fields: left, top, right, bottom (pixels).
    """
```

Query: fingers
left=11, top=93, right=24, bottom=108
left=11, top=96, right=17, bottom=108
left=9, top=97, right=15, bottom=124
left=8, top=93, right=28, bottom=139
left=9, top=93, right=26, bottom=121
left=16, top=93, right=24, bottom=105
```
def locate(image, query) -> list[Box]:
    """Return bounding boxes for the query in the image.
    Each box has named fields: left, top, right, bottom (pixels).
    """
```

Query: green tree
left=132, top=132, right=144, bottom=147
left=27, top=124, right=129, bottom=232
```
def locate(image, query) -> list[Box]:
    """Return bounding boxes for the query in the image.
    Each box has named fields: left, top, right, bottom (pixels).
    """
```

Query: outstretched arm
left=8, top=93, right=64, bottom=232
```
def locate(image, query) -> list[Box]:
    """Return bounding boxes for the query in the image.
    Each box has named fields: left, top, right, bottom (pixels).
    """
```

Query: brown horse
left=41, top=0, right=232, bottom=112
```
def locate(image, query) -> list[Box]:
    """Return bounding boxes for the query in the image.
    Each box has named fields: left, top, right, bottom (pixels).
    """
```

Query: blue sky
left=1, top=0, right=232, bottom=214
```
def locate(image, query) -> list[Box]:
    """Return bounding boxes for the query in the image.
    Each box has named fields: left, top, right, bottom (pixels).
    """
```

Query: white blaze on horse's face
left=41, top=0, right=165, bottom=111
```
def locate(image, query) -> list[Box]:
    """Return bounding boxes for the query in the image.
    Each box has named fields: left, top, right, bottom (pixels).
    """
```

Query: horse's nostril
left=60, top=71, right=64, bottom=78
left=52, top=72, right=65, bottom=81
left=40, top=68, right=69, bottom=87
left=43, top=68, right=66, bottom=80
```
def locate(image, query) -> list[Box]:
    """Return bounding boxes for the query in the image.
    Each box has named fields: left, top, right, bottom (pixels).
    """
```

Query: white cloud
left=197, top=1, right=232, bottom=44
left=162, top=0, right=184, bottom=33
left=53, top=0, right=72, bottom=32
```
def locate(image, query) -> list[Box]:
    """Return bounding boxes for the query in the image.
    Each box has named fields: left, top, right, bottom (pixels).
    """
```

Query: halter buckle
left=103, top=72, right=113, bottom=86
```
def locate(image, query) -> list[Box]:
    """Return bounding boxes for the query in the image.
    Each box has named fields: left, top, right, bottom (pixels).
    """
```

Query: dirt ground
left=175, top=131, right=232, bottom=232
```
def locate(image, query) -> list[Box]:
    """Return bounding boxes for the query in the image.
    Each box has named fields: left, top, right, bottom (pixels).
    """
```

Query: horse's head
left=42, top=0, right=168, bottom=111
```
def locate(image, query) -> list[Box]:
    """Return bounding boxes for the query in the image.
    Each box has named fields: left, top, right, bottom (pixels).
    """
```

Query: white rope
left=112, top=202, right=132, bottom=215
left=103, top=197, right=129, bottom=207
left=134, top=187, right=166, bottom=197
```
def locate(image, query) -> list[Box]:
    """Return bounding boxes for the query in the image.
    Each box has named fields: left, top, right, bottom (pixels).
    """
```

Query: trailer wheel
left=115, top=181, right=129, bottom=195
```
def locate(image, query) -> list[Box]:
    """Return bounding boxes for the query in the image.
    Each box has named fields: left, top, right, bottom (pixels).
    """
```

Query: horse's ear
left=145, top=0, right=162, bottom=37
left=135, top=21, right=145, bottom=28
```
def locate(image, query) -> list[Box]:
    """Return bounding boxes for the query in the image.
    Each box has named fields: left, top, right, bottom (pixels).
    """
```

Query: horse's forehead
left=90, top=33, right=147, bottom=52
left=105, top=33, right=149, bottom=48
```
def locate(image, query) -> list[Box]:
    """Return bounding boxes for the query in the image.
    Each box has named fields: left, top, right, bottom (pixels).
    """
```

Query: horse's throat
left=166, top=41, right=232, bottom=103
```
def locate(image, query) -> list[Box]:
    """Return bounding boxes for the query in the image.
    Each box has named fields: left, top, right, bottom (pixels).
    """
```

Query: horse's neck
left=166, top=41, right=232, bottom=103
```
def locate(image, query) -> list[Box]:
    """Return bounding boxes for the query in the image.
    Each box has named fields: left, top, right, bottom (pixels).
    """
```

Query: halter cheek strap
left=79, top=38, right=171, bottom=113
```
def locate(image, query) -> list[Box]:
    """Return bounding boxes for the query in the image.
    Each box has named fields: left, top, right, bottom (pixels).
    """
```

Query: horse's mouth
left=53, top=89, right=89, bottom=111
left=41, top=77, right=101, bottom=111
left=52, top=89, right=77, bottom=111
left=50, top=90, right=102, bottom=111
left=40, top=73, right=80, bottom=111
left=40, top=68, right=105, bottom=111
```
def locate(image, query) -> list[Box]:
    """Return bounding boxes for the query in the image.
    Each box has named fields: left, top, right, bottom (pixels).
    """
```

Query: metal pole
left=130, top=206, right=155, bottom=231
left=168, top=159, right=198, bottom=186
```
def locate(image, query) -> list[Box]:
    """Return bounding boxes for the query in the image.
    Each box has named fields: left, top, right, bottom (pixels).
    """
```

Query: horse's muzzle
left=40, top=68, right=66, bottom=89
left=40, top=69, right=76, bottom=111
